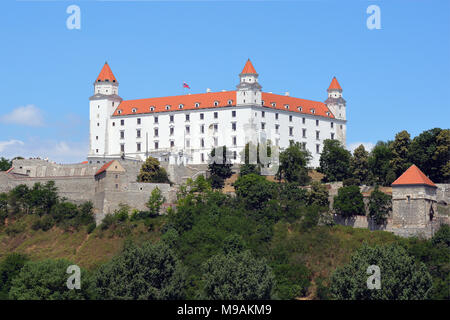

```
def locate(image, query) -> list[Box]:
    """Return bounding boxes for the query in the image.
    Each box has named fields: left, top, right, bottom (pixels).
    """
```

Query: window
left=115, top=184, right=119, bottom=189
left=262, top=100, right=265, bottom=105
left=154, top=141, right=159, bottom=149
left=96, top=149, right=98, bottom=153
left=289, top=115, right=293, bottom=122
left=150, top=106, right=155, bottom=111
left=214, top=101, right=219, bottom=107
left=121, top=119, right=124, bottom=126
left=112, top=122, right=115, bottom=127
left=261, top=111, right=265, bottom=118
left=136, top=129, right=141, bottom=138
left=137, top=143, right=141, bottom=151
left=170, top=115, right=174, bottom=123
left=233, top=151, right=237, bottom=160
left=302, top=142, right=306, bottom=150
left=185, top=114, right=190, bottom=121
left=214, top=112, right=218, bottom=119
left=302, top=117, right=306, bottom=124
left=232, top=122, right=236, bottom=131
left=179, top=104, right=184, bottom=109
left=340, top=125, right=343, bottom=129
left=200, top=124, right=205, bottom=134
left=170, top=127, right=174, bottom=136
left=200, top=113, right=204, bottom=120
left=316, top=120, right=319, bottom=126
left=132, top=108, right=137, bottom=113
left=261, top=122, right=265, bottom=130
left=137, top=118, right=141, bottom=125
left=232, top=136, right=237, bottom=146
left=120, top=144, right=125, bottom=152
left=96, top=136, right=98, bottom=140
left=97, top=123, right=99, bottom=127
left=311, top=108, right=316, bottom=114
left=275, top=124, right=279, bottom=134
left=232, top=110, right=236, bottom=117
left=201, top=153, right=205, bottom=162
left=214, top=123, right=218, bottom=133
left=275, top=113, right=279, bottom=120
left=154, top=128, right=158, bottom=137
left=120, top=131, right=124, bottom=139
left=195, top=103, right=200, bottom=108
left=331, top=122, right=334, bottom=128
left=316, top=131, right=320, bottom=140
left=289, top=127, right=293, bottom=136
left=316, top=144, right=320, bottom=154
left=185, top=125, right=190, bottom=134
left=271, top=103, right=276, bottom=107
left=228, top=100, right=233, bottom=105
left=331, top=133, right=335, bottom=140
left=302, top=128, right=306, bottom=138
left=165, top=105, right=171, bottom=110
left=297, top=106, right=302, bottom=112
left=118, top=110, right=122, bottom=115
left=285, top=104, right=289, bottom=110
left=170, top=140, right=175, bottom=148
left=154, top=116, right=158, bottom=124
left=201, top=138, right=205, bottom=148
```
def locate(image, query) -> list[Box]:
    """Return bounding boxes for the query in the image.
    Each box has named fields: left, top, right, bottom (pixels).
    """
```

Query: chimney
left=285, top=92, right=290, bottom=96
left=206, top=88, right=211, bottom=93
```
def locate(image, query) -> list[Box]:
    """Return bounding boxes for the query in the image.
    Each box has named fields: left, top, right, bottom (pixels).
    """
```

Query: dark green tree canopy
left=137, top=157, right=171, bottom=184
left=276, top=141, right=311, bottom=185
left=390, top=130, right=412, bottom=178
left=208, top=146, right=233, bottom=189
left=351, top=144, right=369, bottom=185
left=333, top=185, right=365, bottom=218
left=330, top=244, right=433, bottom=300
left=368, top=186, right=392, bottom=225
left=368, top=141, right=395, bottom=186
left=319, top=139, right=352, bottom=182
left=0, top=157, right=12, bottom=171
left=233, top=174, right=276, bottom=211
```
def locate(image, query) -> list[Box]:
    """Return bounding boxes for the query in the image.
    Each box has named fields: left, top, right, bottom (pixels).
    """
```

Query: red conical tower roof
left=241, top=59, right=257, bottom=74
left=392, top=164, right=437, bottom=188
left=96, top=62, right=117, bottom=82
left=327, top=77, right=342, bottom=91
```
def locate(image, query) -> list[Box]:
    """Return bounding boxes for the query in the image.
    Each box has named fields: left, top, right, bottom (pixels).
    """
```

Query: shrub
left=0, top=253, right=29, bottom=299
left=368, top=186, right=392, bottom=224
left=333, top=185, right=365, bottom=218
left=87, top=222, right=96, bottom=234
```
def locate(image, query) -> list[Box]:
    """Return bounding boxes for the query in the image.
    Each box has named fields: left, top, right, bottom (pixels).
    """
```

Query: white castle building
left=88, top=60, right=347, bottom=168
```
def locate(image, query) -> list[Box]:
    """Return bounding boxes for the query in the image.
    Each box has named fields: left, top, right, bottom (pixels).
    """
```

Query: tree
left=390, top=130, right=412, bottom=178
left=330, top=243, right=432, bottom=300
left=333, top=185, right=365, bottom=218
left=434, top=129, right=450, bottom=182
left=9, top=259, right=91, bottom=300
left=368, top=186, right=392, bottom=224
left=0, top=193, right=7, bottom=224
left=233, top=174, right=276, bottom=211
left=201, top=250, right=274, bottom=300
left=319, top=139, right=352, bottom=182
left=137, top=156, right=171, bottom=184
left=146, top=187, right=165, bottom=217
left=351, top=144, right=369, bottom=185
left=368, top=141, right=395, bottom=186
left=276, top=141, right=311, bottom=185
left=93, top=242, right=186, bottom=300
left=0, top=157, right=11, bottom=171
left=0, top=253, right=29, bottom=299
left=208, top=146, right=233, bottom=189
left=307, top=181, right=329, bottom=208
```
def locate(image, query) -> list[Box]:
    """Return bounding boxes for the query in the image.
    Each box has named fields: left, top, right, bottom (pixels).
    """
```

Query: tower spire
left=241, top=59, right=257, bottom=75
left=96, top=62, right=117, bottom=83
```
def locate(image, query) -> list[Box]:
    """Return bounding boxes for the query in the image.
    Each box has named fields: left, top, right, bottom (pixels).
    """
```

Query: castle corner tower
left=88, top=62, right=122, bottom=163
left=325, top=76, right=346, bottom=145
left=236, top=59, right=262, bottom=106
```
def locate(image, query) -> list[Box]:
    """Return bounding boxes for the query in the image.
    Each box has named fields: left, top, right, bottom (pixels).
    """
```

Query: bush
left=368, top=186, right=392, bottom=224
left=87, top=222, right=96, bottom=234
left=272, top=263, right=310, bottom=299
left=0, top=253, right=29, bottom=299
left=333, top=185, right=365, bottom=218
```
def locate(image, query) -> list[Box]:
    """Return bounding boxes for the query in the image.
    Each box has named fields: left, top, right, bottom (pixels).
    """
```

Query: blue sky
left=0, top=0, right=449, bottom=163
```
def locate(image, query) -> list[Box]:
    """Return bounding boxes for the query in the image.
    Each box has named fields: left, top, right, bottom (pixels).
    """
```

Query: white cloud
left=347, top=142, right=375, bottom=153
left=0, top=139, right=24, bottom=152
left=0, top=138, right=88, bottom=164
left=0, top=105, right=44, bottom=127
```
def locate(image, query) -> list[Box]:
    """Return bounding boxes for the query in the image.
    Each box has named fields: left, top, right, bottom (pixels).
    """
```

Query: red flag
left=183, top=82, right=190, bottom=89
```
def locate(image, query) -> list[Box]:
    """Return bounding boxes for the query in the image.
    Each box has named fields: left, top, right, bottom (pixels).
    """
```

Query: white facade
left=88, top=61, right=347, bottom=168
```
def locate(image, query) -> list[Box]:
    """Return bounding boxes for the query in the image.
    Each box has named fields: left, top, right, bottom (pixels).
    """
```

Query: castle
left=88, top=60, right=346, bottom=168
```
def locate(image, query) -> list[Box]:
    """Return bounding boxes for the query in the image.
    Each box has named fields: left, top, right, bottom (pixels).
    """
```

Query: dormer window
left=113, top=80, right=116, bottom=83
left=132, top=108, right=137, bottom=113
left=271, top=102, right=276, bottom=107
left=150, top=106, right=155, bottom=111
left=178, top=104, right=184, bottom=109
left=195, top=103, right=200, bottom=108
left=261, top=100, right=265, bottom=105
left=311, top=108, right=316, bottom=114
left=284, top=104, right=289, bottom=110
left=214, top=101, right=219, bottom=107
left=297, top=106, right=302, bottom=112
left=326, top=111, right=331, bottom=116
left=165, top=105, right=171, bottom=110
left=117, top=110, right=122, bottom=114
left=227, top=100, right=233, bottom=105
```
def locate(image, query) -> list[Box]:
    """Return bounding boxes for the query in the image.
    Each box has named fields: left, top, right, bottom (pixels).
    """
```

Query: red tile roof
left=95, top=160, right=114, bottom=176
left=391, top=164, right=436, bottom=187
left=81, top=161, right=88, bottom=164
left=112, top=91, right=334, bottom=118
left=328, top=77, right=342, bottom=91
left=241, top=59, right=257, bottom=74
left=96, top=62, right=117, bottom=82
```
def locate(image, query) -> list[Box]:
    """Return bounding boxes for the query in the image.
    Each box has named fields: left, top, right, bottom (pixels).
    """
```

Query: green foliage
left=201, top=250, right=274, bottom=300
left=207, top=146, right=233, bottom=189
left=307, top=182, right=329, bottom=208
left=319, top=139, right=352, bottom=182
left=330, top=243, right=432, bottom=300
left=343, top=177, right=360, bottom=186
left=272, top=263, right=310, bottom=299
left=0, top=157, right=12, bottom=171
left=432, top=224, right=450, bottom=247
left=93, top=241, right=186, bottom=300
left=368, top=141, right=395, bottom=186
left=351, top=144, right=369, bottom=185
left=0, top=253, right=29, bottom=299
left=146, top=187, right=165, bottom=217
left=333, top=186, right=365, bottom=218
left=276, top=141, right=311, bottom=185
left=239, top=163, right=261, bottom=176
left=368, top=186, right=392, bottom=225
left=31, top=215, right=55, bottom=231
left=100, top=204, right=130, bottom=230
left=233, top=174, right=276, bottom=211
left=389, top=130, right=412, bottom=178
left=137, top=156, right=171, bottom=184
left=9, top=259, right=91, bottom=300
left=0, top=193, right=7, bottom=225
left=87, top=222, right=96, bottom=234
